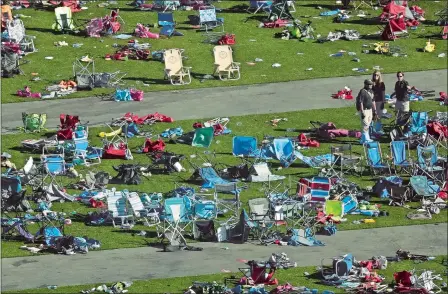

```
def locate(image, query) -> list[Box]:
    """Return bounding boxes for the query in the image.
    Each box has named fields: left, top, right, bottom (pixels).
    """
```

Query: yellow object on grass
left=98, top=128, right=122, bottom=138
left=424, top=39, right=435, bottom=52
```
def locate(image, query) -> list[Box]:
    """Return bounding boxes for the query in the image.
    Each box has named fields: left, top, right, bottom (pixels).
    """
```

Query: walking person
left=394, top=71, right=411, bottom=118
left=372, top=70, right=386, bottom=121
left=356, top=79, right=377, bottom=143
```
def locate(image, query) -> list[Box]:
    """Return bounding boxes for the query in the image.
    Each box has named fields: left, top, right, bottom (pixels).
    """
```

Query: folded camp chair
left=364, top=141, right=391, bottom=175
left=161, top=197, right=191, bottom=246
left=198, top=6, right=224, bottom=33
left=125, top=191, right=160, bottom=227
left=6, top=19, right=35, bottom=54
left=53, top=6, right=77, bottom=33
left=106, top=189, right=135, bottom=228
left=390, top=141, right=413, bottom=175
left=21, top=112, right=47, bottom=133
left=163, top=49, right=192, bottom=85
left=410, top=176, right=440, bottom=199
left=213, top=45, right=240, bottom=81
left=416, top=145, right=445, bottom=184
left=247, top=0, right=272, bottom=14
left=72, top=136, right=102, bottom=166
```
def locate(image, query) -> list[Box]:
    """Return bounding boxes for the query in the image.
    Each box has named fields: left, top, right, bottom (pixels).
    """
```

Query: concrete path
left=2, top=223, right=447, bottom=291
left=2, top=70, right=447, bottom=134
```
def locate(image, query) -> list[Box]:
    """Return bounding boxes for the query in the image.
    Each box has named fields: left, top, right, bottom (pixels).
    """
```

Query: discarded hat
left=1, top=152, right=12, bottom=159
left=364, top=79, right=373, bottom=85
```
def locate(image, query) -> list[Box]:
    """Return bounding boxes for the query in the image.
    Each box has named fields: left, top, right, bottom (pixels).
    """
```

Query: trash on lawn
left=272, top=63, right=281, bottom=67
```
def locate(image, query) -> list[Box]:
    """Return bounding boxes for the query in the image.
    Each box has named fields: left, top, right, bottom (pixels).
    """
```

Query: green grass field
left=1, top=0, right=447, bottom=103
left=4, top=255, right=448, bottom=293
left=2, top=101, right=447, bottom=258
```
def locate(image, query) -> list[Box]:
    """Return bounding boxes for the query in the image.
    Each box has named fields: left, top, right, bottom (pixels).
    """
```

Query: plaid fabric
left=200, top=8, right=217, bottom=22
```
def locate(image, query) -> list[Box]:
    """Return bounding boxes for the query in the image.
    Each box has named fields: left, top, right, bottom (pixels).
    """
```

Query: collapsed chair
left=310, top=121, right=361, bottom=140
left=147, top=151, right=185, bottom=174
left=1, top=47, right=22, bottom=78
left=113, top=164, right=147, bottom=185
left=86, top=10, right=124, bottom=38
left=57, top=113, right=81, bottom=140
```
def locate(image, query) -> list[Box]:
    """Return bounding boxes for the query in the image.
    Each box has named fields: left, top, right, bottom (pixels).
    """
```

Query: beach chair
left=416, top=145, right=446, bottom=184
left=21, top=112, right=47, bottom=133
left=125, top=191, right=160, bottom=227
left=163, top=49, right=192, bottom=85
left=309, top=177, right=331, bottom=202
left=390, top=141, right=413, bottom=175
left=410, top=176, right=440, bottom=199
left=198, top=6, right=224, bottom=33
left=161, top=197, right=191, bottom=246
left=364, top=141, right=391, bottom=175
left=40, top=153, right=66, bottom=187
left=6, top=19, right=35, bottom=54
left=106, top=189, right=135, bottom=228
left=71, top=136, right=102, bottom=166
left=52, top=6, right=77, bottom=33
left=247, top=0, right=272, bottom=14
left=213, top=45, right=240, bottom=81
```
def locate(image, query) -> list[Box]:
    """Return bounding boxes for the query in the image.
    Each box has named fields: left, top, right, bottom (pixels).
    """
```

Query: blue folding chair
left=410, top=176, right=440, bottom=198
left=73, top=137, right=102, bottom=166
left=161, top=197, right=191, bottom=246
left=194, top=200, right=217, bottom=220
left=41, top=154, right=67, bottom=187
left=158, top=12, right=175, bottom=26
left=247, top=0, right=273, bottom=14
left=310, top=177, right=331, bottom=202
left=416, top=144, right=445, bottom=184
left=273, top=138, right=297, bottom=168
left=410, top=112, right=428, bottom=135
left=232, top=136, right=258, bottom=157
left=364, top=141, right=391, bottom=175
left=390, top=141, right=413, bottom=175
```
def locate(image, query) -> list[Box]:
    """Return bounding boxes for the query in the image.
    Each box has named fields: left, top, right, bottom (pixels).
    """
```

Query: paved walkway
left=2, top=70, right=447, bottom=134
left=2, top=223, right=447, bottom=291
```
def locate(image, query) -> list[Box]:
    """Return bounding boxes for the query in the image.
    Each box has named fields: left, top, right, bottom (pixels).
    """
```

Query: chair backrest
left=410, top=112, right=428, bottom=134
left=310, top=176, right=330, bottom=201
left=55, top=6, right=74, bottom=30
left=42, top=155, right=65, bottom=175
left=273, top=138, right=295, bottom=161
left=164, top=197, right=188, bottom=222
left=248, top=198, right=269, bottom=215
left=417, top=144, right=438, bottom=167
left=213, top=45, right=233, bottom=71
left=7, top=18, right=25, bottom=43
left=164, top=49, right=183, bottom=75
left=192, top=127, right=214, bottom=148
left=232, top=136, right=257, bottom=156
left=194, top=200, right=216, bottom=219
left=252, top=163, right=272, bottom=176
left=158, top=12, right=174, bottom=26
left=126, top=191, right=146, bottom=217
left=106, top=191, right=128, bottom=217
left=215, top=182, right=238, bottom=194
left=74, top=137, right=89, bottom=151
left=199, top=7, right=217, bottom=23
left=391, top=141, right=408, bottom=165
left=325, top=200, right=343, bottom=217
left=365, top=141, right=383, bottom=166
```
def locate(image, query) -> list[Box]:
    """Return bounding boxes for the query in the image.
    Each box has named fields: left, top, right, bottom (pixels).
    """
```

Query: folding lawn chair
left=389, top=186, right=412, bottom=206
left=232, top=136, right=258, bottom=157
left=106, top=189, right=135, bottom=228
left=272, top=138, right=297, bottom=168
left=329, top=144, right=363, bottom=177
left=21, top=112, right=47, bottom=133
left=390, top=141, right=413, bottom=175
left=6, top=19, right=35, bottom=54
left=214, top=182, right=241, bottom=225
left=309, top=177, right=331, bottom=202
left=163, top=49, right=192, bottom=85
left=40, top=153, right=66, bottom=188
left=52, top=6, right=77, bottom=33
left=410, top=111, right=428, bottom=136
left=125, top=191, right=160, bottom=227
left=161, top=197, right=191, bottom=246
left=213, top=45, right=240, bottom=81
left=193, top=200, right=217, bottom=220
left=410, top=176, right=440, bottom=199
left=416, top=144, right=446, bottom=184
left=364, top=141, right=391, bottom=175
left=71, top=136, right=102, bottom=166
left=247, top=0, right=272, bottom=14
left=198, top=6, right=224, bottom=33
left=249, top=162, right=286, bottom=182
left=192, top=127, right=214, bottom=147
left=158, top=12, right=175, bottom=27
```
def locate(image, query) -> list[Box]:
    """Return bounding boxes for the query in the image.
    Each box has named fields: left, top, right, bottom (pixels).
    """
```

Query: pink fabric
left=130, top=89, right=144, bottom=101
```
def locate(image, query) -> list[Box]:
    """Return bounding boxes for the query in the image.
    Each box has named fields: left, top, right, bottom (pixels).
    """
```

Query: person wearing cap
left=356, top=79, right=377, bottom=143
left=1, top=152, right=16, bottom=170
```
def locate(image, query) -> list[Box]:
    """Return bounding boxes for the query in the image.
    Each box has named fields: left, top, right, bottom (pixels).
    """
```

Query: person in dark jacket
left=356, top=79, right=377, bottom=143
left=372, top=70, right=385, bottom=121
left=394, top=71, right=411, bottom=116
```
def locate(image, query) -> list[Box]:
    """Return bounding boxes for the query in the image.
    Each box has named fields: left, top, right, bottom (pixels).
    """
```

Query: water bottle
left=48, top=285, right=58, bottom=289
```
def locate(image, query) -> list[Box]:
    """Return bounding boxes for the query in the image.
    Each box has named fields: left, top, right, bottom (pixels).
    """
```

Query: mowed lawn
left=1, top=101, right=447, bottom=258
left=4, top=256, right=448, bottom=293
left=1, top=0, right=447, bottom=103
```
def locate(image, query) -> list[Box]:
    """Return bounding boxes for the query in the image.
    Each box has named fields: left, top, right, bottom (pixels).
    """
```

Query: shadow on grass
left=344, top=18, right=381, bottom=26
left=112, top=229, right=160, bottom=238
left=123, top=76, right=168, bottom=85
left=244, top=15, right=267, bottom=23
